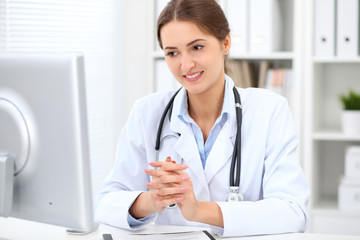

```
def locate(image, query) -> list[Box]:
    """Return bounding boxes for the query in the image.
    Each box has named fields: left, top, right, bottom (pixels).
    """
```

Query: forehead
left=160, top=20, right=215, bottom=47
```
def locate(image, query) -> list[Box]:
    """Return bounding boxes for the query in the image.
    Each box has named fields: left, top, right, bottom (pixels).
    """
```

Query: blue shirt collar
left=178, top=76, right=231, bottom=124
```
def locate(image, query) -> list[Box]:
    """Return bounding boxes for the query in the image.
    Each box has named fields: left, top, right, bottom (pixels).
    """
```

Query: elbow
left=298, top=208, right=309, bottom=233
left=287, top=201, right=309, bottom=233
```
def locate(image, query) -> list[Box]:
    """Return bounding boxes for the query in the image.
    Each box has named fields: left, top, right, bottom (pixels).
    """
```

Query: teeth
left=186, top=72, right=201, bottom=79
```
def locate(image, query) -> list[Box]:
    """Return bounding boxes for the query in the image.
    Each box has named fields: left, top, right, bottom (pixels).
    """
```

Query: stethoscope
left=155, top=86, right=244, bottom=203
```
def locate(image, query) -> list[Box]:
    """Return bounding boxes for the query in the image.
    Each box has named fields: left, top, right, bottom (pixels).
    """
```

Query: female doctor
left=96, top=0, right=310, bottom=237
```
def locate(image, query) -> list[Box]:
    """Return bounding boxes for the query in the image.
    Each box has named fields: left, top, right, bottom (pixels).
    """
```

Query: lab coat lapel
left=204, top=118, right=236, bottom=184
left=205, top=76, right=238, bottom=184
left=173, top=126, right=208, bottom=187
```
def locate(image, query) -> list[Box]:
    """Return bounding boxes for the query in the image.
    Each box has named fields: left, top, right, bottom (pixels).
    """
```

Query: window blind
left=0, top=0, right=117, bottom=202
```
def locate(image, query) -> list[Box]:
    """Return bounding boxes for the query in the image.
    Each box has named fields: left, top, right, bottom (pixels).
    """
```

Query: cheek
left=202, top=49, right=223, bottom=66
left=200, top=54, right=223, bottom=73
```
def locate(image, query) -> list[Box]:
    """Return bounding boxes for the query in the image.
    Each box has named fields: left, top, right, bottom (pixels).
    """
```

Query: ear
left=223, top=33, right=231, bottom=55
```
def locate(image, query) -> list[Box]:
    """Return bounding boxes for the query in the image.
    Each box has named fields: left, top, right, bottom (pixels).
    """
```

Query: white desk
left=0, top=217, right=359, bottom=240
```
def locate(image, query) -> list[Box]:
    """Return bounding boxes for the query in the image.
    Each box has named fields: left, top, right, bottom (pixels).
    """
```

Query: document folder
left=226, top=0, right=248, bottom=54
left=249, top=0, right=281, bottom=53
left=314, top=0, right=335, bottom=57
left=336, top=0, right=359, bottom=57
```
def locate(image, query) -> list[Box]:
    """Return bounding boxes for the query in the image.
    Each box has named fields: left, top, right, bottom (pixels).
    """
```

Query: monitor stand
left=0, top=154, right=14, bottom=217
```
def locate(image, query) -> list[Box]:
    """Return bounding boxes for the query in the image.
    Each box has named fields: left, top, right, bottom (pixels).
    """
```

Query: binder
left=155, top=59, right=179, bottom=92
left=226, top=0, right=248, bottom=54
left=336, top=0, right=359, bottom=57
left=314, top=0, right=335, bottom=57
left=249, top=0, right=281, bottom=53
left=241, top=61, right=256, bottom=87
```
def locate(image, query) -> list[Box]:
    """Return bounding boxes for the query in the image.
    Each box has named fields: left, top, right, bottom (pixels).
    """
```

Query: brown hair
left=156, top=0, right=230, bottom=49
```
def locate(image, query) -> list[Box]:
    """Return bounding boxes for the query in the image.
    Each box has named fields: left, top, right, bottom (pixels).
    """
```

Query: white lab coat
left=96, top=77, right=310, bottom=237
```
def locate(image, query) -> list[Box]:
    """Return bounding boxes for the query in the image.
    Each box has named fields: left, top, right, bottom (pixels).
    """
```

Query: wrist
left=191, top=201, right=206, bottom=222
left=192, top=201, right=224, bottom=227
left=129, top=191, right=154, bottom=219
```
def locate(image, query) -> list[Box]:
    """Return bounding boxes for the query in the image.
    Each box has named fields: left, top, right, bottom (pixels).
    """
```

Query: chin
left=184, top=85, right=208, bottom=95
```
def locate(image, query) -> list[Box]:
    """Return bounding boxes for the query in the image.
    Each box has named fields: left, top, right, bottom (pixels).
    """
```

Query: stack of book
left=226, top=60, right=294, bottom=107
left=225, top=60, right=257, bottom=88
left=263, top=68, right=293, bottom=99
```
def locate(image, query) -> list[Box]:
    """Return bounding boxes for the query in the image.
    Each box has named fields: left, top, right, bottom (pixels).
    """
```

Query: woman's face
left=160, top=20, right=230, bottom=96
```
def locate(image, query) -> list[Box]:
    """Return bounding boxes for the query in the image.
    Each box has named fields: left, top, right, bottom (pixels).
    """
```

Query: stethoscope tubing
left=155, top=87, right=182, bottom=154
left=155, top=86, right=242, bottom=189
left=230, top=87, right=242, bottom=187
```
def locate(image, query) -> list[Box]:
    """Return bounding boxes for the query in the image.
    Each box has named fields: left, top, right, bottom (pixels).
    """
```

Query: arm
left=216, top=97, right=310, bottom=237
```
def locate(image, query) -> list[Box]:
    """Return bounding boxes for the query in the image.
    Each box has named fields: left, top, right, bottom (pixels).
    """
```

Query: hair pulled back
left=156, top=0, right=230, bottom=49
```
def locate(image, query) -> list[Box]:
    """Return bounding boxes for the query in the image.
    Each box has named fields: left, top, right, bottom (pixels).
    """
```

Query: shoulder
left=124, top=90, right=179, bottom=136
left=235, top=87, right=291, bottom=121
left=237, top=87, right=288, bottom=109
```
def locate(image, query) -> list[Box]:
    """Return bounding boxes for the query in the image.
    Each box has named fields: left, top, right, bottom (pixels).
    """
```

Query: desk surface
left=0, top=217, right=359, bottom=240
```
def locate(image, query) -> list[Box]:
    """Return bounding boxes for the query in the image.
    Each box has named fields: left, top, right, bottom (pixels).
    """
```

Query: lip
left=183, top=71, right=204, bottom=82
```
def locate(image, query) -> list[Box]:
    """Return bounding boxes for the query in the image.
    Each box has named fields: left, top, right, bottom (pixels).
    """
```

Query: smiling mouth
left=183, top=71, right=203, bottom=81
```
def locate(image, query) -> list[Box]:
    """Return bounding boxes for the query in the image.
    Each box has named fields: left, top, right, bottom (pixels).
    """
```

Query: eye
left=166, top=51, right=178, bottom=57
left=193, top=45, right=203, bottom=50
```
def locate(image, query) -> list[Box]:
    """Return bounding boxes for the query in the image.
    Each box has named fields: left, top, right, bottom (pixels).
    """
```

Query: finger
left=157, top=186, right=191, bottom=196
left=165, top=157, right=176, bottom=164
left=157, top=196, right=184, bottom=208
left=146, top=181, right=157, bottom=189
left=157, top=174, right=191, bottom=184
left=148, top=161, right=189, bottom=171
left=146, top=180, right=183, bottom=192
left=144, top=168, right=160, bottom=177
left=144, top=168, right=178, bottom=178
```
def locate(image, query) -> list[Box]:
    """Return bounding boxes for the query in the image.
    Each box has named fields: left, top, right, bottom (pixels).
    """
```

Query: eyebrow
left=163, top=38, right=207, bottom=50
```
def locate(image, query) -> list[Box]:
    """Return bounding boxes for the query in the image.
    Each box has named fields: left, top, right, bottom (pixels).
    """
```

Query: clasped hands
left=143, top=157, right=200, bottom=221
left=129, top=156, right=224, bottom=227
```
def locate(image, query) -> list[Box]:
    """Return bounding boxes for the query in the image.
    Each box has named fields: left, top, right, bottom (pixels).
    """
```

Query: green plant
left=340, top=90, right=360, bottom=110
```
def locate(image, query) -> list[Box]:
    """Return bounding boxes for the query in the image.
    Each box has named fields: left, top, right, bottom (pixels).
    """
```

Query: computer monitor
left=0, top=53, right=97, bottom=234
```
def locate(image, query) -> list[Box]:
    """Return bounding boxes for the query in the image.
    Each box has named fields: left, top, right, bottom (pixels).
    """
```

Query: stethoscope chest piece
left=226, top=186, right=244, bottom=202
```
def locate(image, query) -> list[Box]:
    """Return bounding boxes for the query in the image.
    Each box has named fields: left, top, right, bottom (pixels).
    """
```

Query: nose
left=180, top=53, right=195, bottom=73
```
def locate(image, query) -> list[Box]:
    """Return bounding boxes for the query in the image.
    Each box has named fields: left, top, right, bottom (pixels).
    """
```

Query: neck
left=188, top=80, right=225, bottom=125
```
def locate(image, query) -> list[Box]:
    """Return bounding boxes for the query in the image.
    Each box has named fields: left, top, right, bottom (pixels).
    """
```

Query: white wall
left=115, top=0, right=151, bottom=132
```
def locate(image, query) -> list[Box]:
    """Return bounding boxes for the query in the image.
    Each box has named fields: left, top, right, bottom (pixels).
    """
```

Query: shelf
left=313, top=57, right=360, bottom=63
left=229, top=52, right=294, bottom=60
left=313, top=131, right=360, bottom=141
left=151, top=51, right=294, bottom=60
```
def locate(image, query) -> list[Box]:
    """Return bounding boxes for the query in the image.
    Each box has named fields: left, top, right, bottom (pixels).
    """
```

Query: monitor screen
left=0, top=53, right=97, bottom=233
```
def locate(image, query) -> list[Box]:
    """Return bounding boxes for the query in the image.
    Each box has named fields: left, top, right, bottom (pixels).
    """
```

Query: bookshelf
left=304, top=0, right=360, bottom=235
